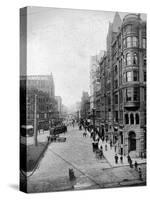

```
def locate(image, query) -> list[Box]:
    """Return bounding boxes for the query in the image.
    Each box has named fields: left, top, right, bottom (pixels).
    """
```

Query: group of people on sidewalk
left=79, top=124, right=144, bottom=181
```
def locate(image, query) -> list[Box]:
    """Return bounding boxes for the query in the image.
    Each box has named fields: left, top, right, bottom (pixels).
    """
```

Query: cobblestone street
left=27, top=126, right=146, bottom=193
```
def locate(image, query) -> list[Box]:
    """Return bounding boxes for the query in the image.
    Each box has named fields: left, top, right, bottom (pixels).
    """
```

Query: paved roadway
left=27, top=126, right=146, bottom=193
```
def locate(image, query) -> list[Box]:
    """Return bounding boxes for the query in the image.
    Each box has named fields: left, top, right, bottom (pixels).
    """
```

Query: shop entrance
left=128, top=131, right=136, bottom=151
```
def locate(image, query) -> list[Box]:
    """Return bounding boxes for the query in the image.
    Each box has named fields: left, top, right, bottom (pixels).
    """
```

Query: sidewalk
left=98, top=139, right=146, bottom=167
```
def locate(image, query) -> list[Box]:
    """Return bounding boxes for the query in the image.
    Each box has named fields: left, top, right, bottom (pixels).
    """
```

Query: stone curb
left=25, top=140, right=51, bottom=177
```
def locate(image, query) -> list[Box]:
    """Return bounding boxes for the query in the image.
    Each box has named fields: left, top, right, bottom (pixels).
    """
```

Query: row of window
left=125, top=113, right=139, bottom=125
left=123, top=37, right=146, bottom=49
left=126, top=87, right=139, bottom=102
left=124, top=71, right=139, bottom=82
left=114, top=87, right=140, bottom=104
left=123, top=36, right=138, bottom=48
left=113, top=53, right=146, bottom=76
left=123, top=24, right=138, bottom=34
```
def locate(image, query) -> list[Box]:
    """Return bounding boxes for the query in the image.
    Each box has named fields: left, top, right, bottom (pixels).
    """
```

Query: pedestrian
left=105, top=144, right=107, bottom=151
left=92, top=142, right=95, bottom=152
left=138, top=168, right=142, bottom=180
left=83, top=131, right=87, bottom=137
left=127, top=154, right=131, bottom=164
left=120, top=155, right=123, bottom=164
left=69, top=168, right=76, bottom=189
left=99, top=149, right=103, bottom=159
left=106, top=136, right=108, bottom=143
left=114, top=145, right=117, bottom=152
left=115, top=154, right=118, bottom=164
left=130, top=159, right=133, bottom=168
left=134, top=161, right=138, bottom=170
left=102, top=136, right=104, bottom=142
left=110, top=140, right=112, bottom=149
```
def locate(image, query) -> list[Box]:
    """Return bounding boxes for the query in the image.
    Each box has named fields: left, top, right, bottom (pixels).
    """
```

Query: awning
left=21, top=125, right=33, bottom=130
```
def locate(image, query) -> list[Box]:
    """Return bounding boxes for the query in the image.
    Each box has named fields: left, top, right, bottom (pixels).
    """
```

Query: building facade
left=20, top=74, right=58, bottom=129
left=92, top=13, right=146, bottom=157
left=55, top=96, right=63, bottom=119
left=80, top=91, right=90, bottom=120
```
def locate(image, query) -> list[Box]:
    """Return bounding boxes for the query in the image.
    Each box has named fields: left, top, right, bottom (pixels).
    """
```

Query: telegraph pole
left=34, top=94, right=38, bottom=146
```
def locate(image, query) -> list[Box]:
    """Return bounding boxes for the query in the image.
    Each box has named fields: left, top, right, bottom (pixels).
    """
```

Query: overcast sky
left=26, top=7, right=146, bottom=108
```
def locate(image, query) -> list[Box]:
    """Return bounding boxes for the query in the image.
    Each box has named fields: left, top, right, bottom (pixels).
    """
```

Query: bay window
left=126, top=53, right=132, bottom=65
left=126, top=71, right=132, bottom=82
left=127, top=37, right=132, bottom=47
left=132, top=37, right=138, bottom=47
left=126, top=88, right=132, bottom=101
left=142, top=38, right=146, bottom=48
left=133, top=71, right=139, bottom=81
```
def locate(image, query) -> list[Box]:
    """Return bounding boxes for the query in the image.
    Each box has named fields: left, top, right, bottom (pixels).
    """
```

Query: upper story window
left=123, top=39, right=126, bottom=48
left=114, top=79, right=118, bottom=89
left=119, top=90, right=123, bottom=103
left=114, top=94, right=118, bottom=104
left=125, top=113, right=129, bottom=124
left=126, top=88, right=132, bottom=102
left=133, top=71, right=139, bottom=81
left=126, top=53, right=132, bottom=65
left=130, top=113, right=134, bottom=124
left=124, top=36, right=138, bottom=48
left=133, top=53, right=138, bottom=64
left=124, top=24, right=132, bottom=34
left=126, top=71, right=132, bottom=82
left=135, top=113, right=139, bottom=124
left=126, top=52, right=138, bottom=65
left=124, top=71, right=139, bottom=82
left=132, top=37, right=138, bottom=47
left=142, top=38, right=146, bottom=49
left=126, top=87, right=139, bottom=102
left=127, top=37, right=132, bottom=48
left=114, top=65, right=118, bottom=74
left=133, top=87, right=140, bottom=101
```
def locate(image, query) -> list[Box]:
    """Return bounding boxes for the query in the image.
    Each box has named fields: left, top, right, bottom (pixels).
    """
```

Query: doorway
left=128, top=131, right=136, bottom=151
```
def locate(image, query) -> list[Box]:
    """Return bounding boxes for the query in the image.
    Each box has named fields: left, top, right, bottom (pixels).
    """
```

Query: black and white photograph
left=20, top=6, right=147, bottom=193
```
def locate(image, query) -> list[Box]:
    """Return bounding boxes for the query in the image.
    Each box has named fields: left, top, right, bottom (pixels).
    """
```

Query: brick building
left=80, top=91, right=90, bottom=120
left=20, top=74, right=58, bottom=129
left=91, top=13, right=146, bottom=157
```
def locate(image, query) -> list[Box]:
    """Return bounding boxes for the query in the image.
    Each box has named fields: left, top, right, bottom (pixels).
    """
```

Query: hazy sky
left=27, top=7, right=146, bottom=108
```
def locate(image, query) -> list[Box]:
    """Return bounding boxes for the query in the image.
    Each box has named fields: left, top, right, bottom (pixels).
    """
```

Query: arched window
left=135, top=113, right=139, bottom=124
left=125, top=113, right=129, bottom=124
left=130, top=113, right=134, bottom=125
left=126, top=53, right=132, bottom=65
left=133, top=53, right=138, bottom=65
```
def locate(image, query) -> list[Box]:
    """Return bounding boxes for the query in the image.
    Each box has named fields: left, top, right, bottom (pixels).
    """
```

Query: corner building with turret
left=98, top=13, right=146, bottom=158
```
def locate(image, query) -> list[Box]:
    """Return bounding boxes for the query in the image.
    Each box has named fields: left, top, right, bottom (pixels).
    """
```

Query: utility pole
left=34, top=94, right=38, bottom=146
